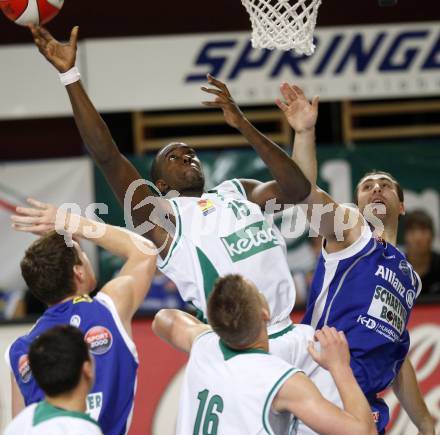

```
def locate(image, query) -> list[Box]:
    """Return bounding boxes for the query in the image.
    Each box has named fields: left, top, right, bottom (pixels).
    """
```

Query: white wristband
left=59, top=66, right=81, bottom=86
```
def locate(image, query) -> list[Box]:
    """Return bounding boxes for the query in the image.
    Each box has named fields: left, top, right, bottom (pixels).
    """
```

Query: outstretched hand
left=29, top=25, right=79, bottom=73
left=11, top=198, right=63, bottom=236
left=276, top=83, right=318, bottom=133
left=201, top=74, right=246, bottom=129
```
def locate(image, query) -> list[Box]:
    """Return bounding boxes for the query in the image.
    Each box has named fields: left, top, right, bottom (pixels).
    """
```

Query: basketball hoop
left=241, top=0, right=322, bottom=55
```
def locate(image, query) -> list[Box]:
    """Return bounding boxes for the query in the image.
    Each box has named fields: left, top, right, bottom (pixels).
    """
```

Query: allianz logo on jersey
left=367, top=285, right=408, bottom=335
left=221, top=220, right=279, bottom=262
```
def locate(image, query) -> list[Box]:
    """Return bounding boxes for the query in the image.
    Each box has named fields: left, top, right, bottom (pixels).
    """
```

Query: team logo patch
left=198, top=199, right=216, bottom=216
left=70, top=315, right=81, bottom=327
left=406, top=289, right=416, bottom=309
left=18, top=354, right=32, bottom=383
left=399, top=260, right=410, bottom=276
left=85, top=326, right=113, bottom=355
left=367, top=285, right=407, bottom=336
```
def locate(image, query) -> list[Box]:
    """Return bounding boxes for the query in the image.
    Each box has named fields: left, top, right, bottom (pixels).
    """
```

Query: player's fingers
left=312, top=95, right=320, bottom=111
left=200, top=87, right=223, bottom=96
left=314, top=329, right=326, bottom=344
left=338, top=330, right=348, bottom=345
left=202, top=98, right=229, bottom=107
left=11, top=214, right=41, bottom=224
left=70, top=26, right=79, bottom=48
left=322, top=326, right=337, bottom=340
left=201, top=101, right=222, bottom=107
left=37, top=26, right=55, bottom=43
left=275, top=98, right=288, bottom=112
left=14, top=206, right=43, bottom=217
left=292, top=85, right=306, bottom=98
left=307, top=341, right=320, bottom=361
left=27, top=198, right=48, bottom=209
left=207, top=74, right=231, bottom=96
left=280, top=82, right=297, bottom=104
left=11, top=223, right=37, bottom=232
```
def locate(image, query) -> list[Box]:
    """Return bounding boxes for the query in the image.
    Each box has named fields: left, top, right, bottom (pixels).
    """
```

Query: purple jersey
left=6, top=292, right=138, bottom=435
left=303, top=224, right=421, bottom=432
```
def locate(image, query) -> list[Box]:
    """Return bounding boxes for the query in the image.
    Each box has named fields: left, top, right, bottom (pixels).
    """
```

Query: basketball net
left=241, top=0, right=322, bottom=55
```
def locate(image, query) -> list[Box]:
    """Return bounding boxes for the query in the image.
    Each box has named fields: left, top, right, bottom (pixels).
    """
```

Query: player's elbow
left=152, top=309, right=177, bottom=339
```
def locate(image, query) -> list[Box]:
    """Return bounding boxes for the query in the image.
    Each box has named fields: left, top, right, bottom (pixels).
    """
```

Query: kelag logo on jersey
left=85, top=326, right=113, bottom=355
left=221, top=220, right=279, bottom=262
left=18, top=354, right=32, bottom=383
left=368, top=286, right=408, bottom=335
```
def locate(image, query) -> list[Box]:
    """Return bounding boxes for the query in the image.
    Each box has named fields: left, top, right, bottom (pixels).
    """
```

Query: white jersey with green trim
left=177, top=331, right=301, bottom=435
left=4, top=401, right=103, bottom=435
left=158, top=179, right=296, bottom=326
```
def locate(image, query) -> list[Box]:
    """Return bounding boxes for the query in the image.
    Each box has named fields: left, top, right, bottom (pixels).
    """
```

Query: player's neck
left=245, top=331, right=269, bottom=353
left=45, top=387, right=87, bottom=414
left=179, top=188, right=204, bottom=197
left=381, top=225, right=398, bottom=245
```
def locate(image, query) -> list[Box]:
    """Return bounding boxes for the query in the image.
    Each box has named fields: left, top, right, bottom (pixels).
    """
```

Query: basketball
left=1, top=0, right=64, bottom=26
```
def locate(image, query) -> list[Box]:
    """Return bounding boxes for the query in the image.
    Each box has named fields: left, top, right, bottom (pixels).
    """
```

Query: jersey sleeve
left=208, top=179, right=247, bottom=201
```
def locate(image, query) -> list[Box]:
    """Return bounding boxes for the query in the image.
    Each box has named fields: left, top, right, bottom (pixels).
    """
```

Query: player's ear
left=262, top=307, right=270, bottom=323
left=73, top=264, right=85, bottom=283
left=399, top=201, right=405, bottom=216
left=83, top=358, right=95, bottom=386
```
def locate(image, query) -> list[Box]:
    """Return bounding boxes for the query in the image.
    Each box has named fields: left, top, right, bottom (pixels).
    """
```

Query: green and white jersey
left=158, top=179, right=296, bottom=327
left=177, top=331, right=302, bottom=435
left=4, top=401, right=103, bottom=435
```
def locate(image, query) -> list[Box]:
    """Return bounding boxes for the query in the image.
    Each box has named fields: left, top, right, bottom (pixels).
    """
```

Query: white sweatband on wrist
left=59, top=66, right=81, bottom=86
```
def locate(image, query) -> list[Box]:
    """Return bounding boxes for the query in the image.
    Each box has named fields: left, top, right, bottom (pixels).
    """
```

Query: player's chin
left=185, top=171, right=205, bottom=188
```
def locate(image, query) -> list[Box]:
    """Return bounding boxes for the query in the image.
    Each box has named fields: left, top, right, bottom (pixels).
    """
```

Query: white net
left=241, top=0, right=322, bottom=55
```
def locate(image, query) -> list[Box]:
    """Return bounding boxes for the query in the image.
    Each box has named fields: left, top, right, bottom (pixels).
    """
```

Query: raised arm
left=201, top=75, right=312, bottom=207
left=392, top=357, right=435, bottom=435
left=276, top=83, right=318, bottom=186
left=12, top=199, right=157, bottom=336
left=152, top=309, right=211, bottom=353
left=273, top=327, right=376, bottom=435
left=277, top=82, right=364, bottom=250
left=29, top=25, right=172, bottom=249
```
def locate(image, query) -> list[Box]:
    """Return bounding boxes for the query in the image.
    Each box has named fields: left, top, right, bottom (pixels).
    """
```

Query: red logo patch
left=85, top=326, right=113, bottom=355
left=18, top=354, right=32, bottom=383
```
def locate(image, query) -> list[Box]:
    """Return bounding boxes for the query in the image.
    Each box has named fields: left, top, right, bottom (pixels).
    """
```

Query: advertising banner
left=85, top=22, right=440, bottom=111
left=2, top=22, right=440, bottom=119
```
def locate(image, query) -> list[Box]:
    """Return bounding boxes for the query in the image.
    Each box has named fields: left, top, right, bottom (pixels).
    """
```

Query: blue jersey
left=6, top=292, right=138, bottom=435
left=303, top=224, right=421, bottom=432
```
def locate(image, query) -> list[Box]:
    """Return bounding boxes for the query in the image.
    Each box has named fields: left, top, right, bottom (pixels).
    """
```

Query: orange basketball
left=1, top=0, right=64, bottom=26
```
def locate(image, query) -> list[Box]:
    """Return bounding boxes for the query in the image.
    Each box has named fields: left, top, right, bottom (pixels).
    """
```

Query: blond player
left=153, top=275, right=377, bottom=435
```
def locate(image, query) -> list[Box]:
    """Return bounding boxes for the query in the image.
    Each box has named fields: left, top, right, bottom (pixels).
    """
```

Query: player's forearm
left=152, top=309, right=200, bottom=353
left=292, top=128, right=317, bottom=186
left=236, top=117, right=311, bottom=203
left=65, top=81, right=121, bottom=166
left=330, top=366, right=375, bottom=433
left=392, top=358, right=434, bottom=434
left=71, top=215, right=154, bottom=260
